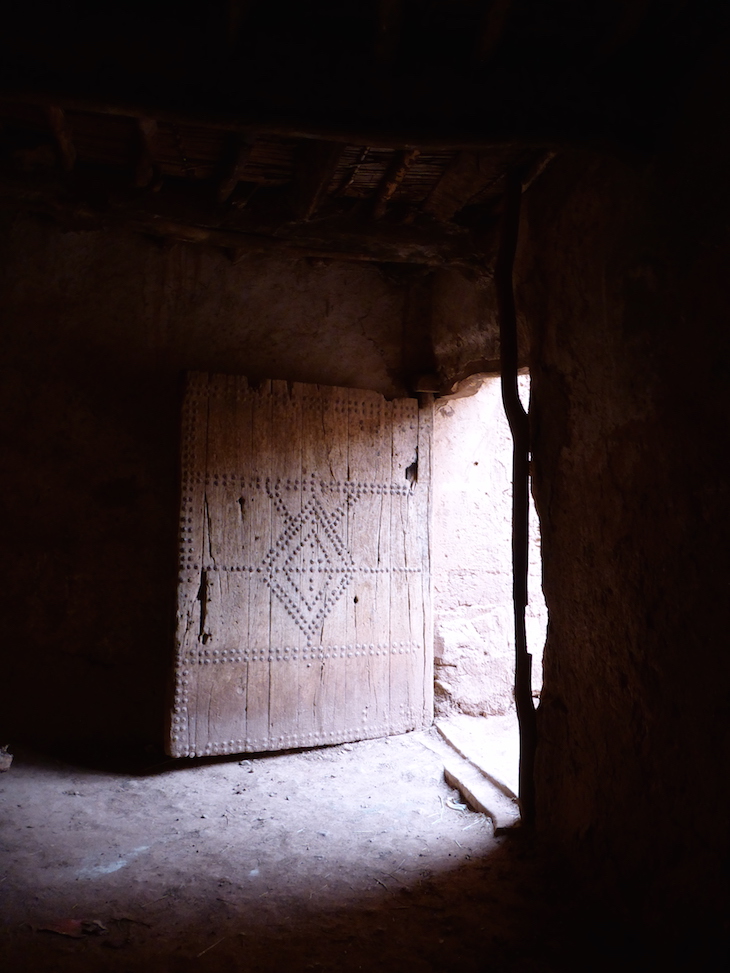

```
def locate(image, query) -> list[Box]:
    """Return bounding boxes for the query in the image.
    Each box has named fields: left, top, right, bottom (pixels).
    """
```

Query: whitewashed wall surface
left=432, top=374, right=547, bottom=717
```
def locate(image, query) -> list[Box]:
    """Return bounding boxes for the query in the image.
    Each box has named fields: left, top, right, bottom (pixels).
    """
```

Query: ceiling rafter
left=291, top=140, right=345, bottom=220
left=217, top=135, right=255, bottom=203
left=372, top=148, right=420, bottom=219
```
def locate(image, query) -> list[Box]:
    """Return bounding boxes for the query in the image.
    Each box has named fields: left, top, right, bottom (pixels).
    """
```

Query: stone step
left=442, top=759, right=521, bottom=832
left=436, top=714, right=519, bottom=798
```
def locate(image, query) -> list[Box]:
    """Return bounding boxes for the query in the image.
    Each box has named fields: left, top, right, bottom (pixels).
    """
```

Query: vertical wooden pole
left=495, top=168, right=537, bottom=827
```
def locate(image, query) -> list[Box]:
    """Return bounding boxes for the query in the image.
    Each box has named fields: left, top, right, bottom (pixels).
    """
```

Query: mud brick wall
left=520, top=45, right=730, bottom=934
left=0, top=215, right=497, bottom=751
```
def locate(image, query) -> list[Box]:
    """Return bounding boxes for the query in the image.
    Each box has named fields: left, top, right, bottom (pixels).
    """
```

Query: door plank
left=310, top=384, right=350, bottom=742
left=388, top=397, right=421, bottom=735
left=170, top=372, right=209, bottom=756
left=267, top=380, right=304, bottom=749
left=244, top=381, right=273, bottom=750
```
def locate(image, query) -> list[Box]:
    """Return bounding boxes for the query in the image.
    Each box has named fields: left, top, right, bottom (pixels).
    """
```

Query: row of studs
left=170, top=663, right=191, bottom=745
left=180, top=475, right=412, bottom=497
left=200, top=564, right=421, bottom=574
left=204, top=390, right=400, bottom=412
left=177, top=567, right=421, bottom=583
left=186, top=643, right=421, bottom=664
left=171, top=717, right=418, bottom=756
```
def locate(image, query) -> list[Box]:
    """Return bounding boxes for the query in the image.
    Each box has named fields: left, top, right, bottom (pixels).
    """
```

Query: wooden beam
left=217, top=135, right=254, bottom=203
left=373, top=148, right=420, bottom=219
left=333, top=146, right=370, bottom=196
left=291, top=140, right=345, bottom=220
left=521, top=149, right=557, bottom=193
left=134, top=117, right=159, bottom=188
left=0, top=172, right=495, bottom=269
left=0, top=91, right=565, bottom=152
left=47, top=106, right=76, bottom=171
left=121, top=215, right=486, bottom=269
left=421, top=152, right=500, bottom=222
left=474, top=0, right=515, bottom=64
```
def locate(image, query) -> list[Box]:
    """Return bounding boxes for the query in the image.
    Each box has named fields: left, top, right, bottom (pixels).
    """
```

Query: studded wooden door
left=167, top=373, right=433, bottom=758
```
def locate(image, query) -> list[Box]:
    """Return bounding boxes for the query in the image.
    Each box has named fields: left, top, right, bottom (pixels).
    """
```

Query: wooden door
left=167, top=374, right=433, bottom=758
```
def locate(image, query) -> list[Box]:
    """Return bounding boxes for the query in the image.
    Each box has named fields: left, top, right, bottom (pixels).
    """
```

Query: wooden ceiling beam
left=0, top=91, right=562, bottom=152
left=0, top=173, right=493, bottom=270
left=47, top=106, right=76, bottom=171
left=291, top=140, right=345, bottom=220
left=217, top=135, right=255, bottom=203
left=421, top=151, right=498, bottom=222
left=372, top=148, right=419, bottom=219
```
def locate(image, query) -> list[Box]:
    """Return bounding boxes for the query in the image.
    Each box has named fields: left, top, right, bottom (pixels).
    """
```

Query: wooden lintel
left=474, top=0, right=515, bottom=64
left=134, top=117, right=159, bottom=188
left=217, top=135, right=255, bottom=203
left=124, top=217, right=483, bottom=268
left=0, top=170, right=496, bottom=269
left=137, top=216, right=487, bottom=268
left=373, top=148, right=420, bottom=219
left=47, top=106, right=76, bottom=171
left=292, top=140, right=345, bottom=220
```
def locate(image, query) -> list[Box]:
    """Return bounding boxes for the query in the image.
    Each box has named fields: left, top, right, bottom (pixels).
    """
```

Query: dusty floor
left=1, top=725, right=661, bottom=973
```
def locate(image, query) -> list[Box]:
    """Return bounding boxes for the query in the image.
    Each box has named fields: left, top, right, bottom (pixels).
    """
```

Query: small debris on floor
left=0, top=724, right=596, bottom=972
left=38, top=919, right=107, bottom=938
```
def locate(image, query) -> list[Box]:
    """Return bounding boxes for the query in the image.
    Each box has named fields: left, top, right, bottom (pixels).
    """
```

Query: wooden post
left=496, top=167, right=537, bottom=827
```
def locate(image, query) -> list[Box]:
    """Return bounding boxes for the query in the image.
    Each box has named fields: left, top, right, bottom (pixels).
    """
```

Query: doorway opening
left=431, top=372, right=547, bottom=796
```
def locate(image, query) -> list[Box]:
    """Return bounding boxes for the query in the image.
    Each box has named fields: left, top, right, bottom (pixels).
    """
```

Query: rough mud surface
left=1, top=728, right=654, bottom=972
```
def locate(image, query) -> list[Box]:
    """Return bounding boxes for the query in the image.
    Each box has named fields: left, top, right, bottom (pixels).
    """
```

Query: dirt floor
left=0, top=724, right=662, bottom=973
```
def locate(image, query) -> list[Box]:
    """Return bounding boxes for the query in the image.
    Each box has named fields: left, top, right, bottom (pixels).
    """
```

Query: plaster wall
left=0, top=211, right=502, bottom=751
left=432, top=375, right=546, bottom=717
left=0, top=214, right=409, bottom=750
left=520, top=45, right=730, bottom=933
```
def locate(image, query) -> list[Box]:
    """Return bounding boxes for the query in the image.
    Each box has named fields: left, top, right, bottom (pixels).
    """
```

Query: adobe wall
left=432, top=374, right=546, bottom=717
left=0, top=219, right=400, bottom=750
left=520, top=44, right=730, bottom=934
left=0, top=213, right=496, bottom=750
